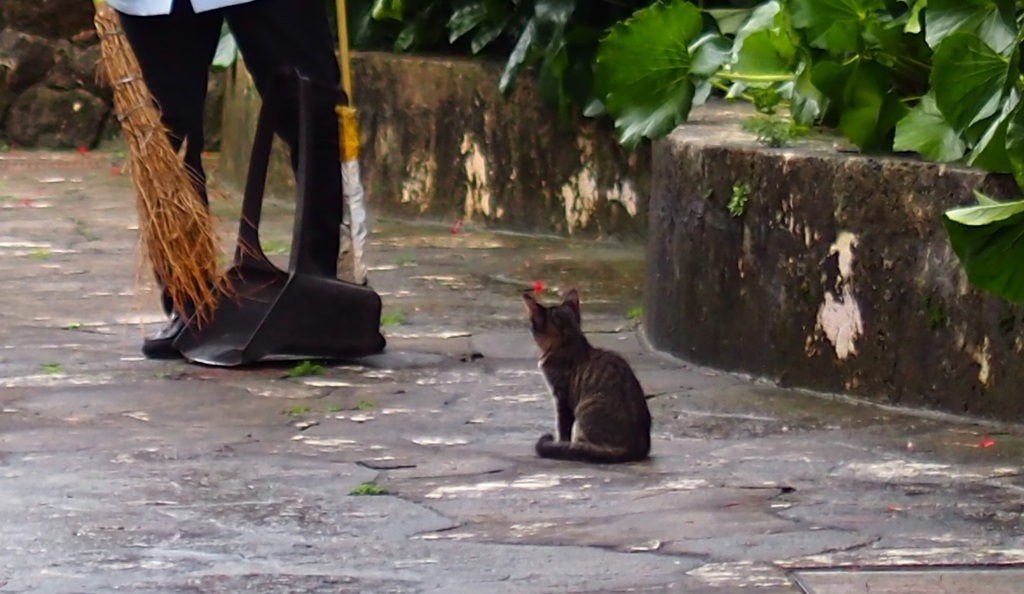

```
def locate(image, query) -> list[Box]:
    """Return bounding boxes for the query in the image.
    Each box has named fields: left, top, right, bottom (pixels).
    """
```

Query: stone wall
left=0, top=0, right=226, bottom=150
left=645, top=101, right=1024, bottom=423
left=217, top=52, right=650, bottom=241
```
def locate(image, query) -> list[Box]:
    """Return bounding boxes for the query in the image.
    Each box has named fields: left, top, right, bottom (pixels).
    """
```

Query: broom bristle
left=93, top=2, right=226, bottom=326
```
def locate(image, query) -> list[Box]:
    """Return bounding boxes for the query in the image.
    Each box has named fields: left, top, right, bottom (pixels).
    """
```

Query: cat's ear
left=522, top=292, right=546, bottom=325
left=561, top=288, right=580, bottom=313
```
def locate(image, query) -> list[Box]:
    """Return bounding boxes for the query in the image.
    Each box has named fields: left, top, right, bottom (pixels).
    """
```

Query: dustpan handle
left=233, top=69, right=289, bottom=264
left=286, top=74, right=351, bottom=275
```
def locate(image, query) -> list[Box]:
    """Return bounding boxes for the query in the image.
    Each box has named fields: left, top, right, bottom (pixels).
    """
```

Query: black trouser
left=117, top=0, right=343, bottom=316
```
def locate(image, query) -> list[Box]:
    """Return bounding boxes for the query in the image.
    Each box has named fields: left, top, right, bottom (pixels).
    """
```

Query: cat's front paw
left=536, top=433, right=555, bottom=446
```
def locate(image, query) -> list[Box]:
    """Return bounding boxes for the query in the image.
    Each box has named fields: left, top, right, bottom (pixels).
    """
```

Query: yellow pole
left=334, top=0, right=359, bottom=162
left=335, top=0, right=353, bottom=103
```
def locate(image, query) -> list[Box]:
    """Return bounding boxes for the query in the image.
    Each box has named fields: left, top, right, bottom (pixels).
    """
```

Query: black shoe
left=142, top=314, right=187, bottom=360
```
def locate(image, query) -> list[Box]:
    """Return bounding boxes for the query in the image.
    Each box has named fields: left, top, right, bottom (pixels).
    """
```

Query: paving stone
left=792, top=568, right=1024, bottom=594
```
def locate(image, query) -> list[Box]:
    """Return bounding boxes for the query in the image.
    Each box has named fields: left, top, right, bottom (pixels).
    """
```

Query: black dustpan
left=173, top=71, right=386, bottom=367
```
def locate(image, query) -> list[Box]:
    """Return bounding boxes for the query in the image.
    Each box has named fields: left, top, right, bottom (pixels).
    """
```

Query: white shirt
left=106, top=0, right=257, bottom=16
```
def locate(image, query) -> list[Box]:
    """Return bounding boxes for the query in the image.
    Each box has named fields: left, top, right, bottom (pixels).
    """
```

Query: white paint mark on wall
left=374, top=122, right=395, bottom=165
left=461, top=133, right=492, bottom=221
left=561, top=166, right=599, bottom=231
left=401, top=154, right=435, bottom=212
left=560, top=135, right=614, bottom=232
left=815, top=231, right=864, bottom=360
left=607, top=180, right=638, bottom=216
left=967, top=336, right=992, bottom=385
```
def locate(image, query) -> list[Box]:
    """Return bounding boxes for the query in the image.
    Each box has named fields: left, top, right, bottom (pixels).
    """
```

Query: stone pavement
left=2, top=149, right=1024, bottom=593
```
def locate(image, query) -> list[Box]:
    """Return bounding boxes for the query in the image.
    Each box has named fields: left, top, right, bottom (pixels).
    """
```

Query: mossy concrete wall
left=646, top=101, right=1024, bottom=422
left=216, top=53, right=649, bottom=241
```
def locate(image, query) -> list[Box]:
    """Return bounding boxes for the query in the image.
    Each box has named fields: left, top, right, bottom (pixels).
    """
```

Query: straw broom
left=92, top=0, right=223, bottom=325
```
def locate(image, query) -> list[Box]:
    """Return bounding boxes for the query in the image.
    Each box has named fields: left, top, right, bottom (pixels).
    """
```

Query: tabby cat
left=522, top=288, right=652, bottom=463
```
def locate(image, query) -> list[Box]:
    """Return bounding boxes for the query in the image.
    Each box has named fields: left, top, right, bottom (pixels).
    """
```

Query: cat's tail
left=535, top=433, right=647, bottom=464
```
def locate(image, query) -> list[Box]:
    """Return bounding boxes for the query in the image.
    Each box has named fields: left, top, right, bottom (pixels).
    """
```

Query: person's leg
left=116, top=4, right=223, bottom=357
left=225, top=0, right=343, bottom=277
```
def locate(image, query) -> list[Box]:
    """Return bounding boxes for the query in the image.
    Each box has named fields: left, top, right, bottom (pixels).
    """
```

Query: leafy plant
left=356, top=399, right=377, bottom=410
left=357, top=0, right=657, bottom=122
left=741, top=114, right=806, bottom=147
left=381, top=311, right=407, bottom=326
left=286, top=405, right=311, bottom=416
left=40, top=362, right=62, bottom=374
left=261, top=239, right=290, bottom=255
left=728, top=183, right=749, bottom=217
left=287, top=361, right=325, bottom=377
left=350, top=481, right=387, bottom=496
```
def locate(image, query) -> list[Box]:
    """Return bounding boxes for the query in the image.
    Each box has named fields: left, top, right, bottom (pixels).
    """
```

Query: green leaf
left=498, top=0, right=575, bottom=95
left=583, top=98, right=605, bottom=118
left=706, top=8, right=757, bottom=35
left=924, top=0, right=1016, bottom=52
left=371, top=0, right=403, bottom=21
left=943, top=195, right=1024, bottom=303
left=537, top=42, right=570, bottom=115
left=931, top=32, right=1014, bottom=132
left=499, top=20, right=537, bottom=94
left=594, top=0, right=705, bottom=148
left=1006, top=96, right=1024, bottom=190
left=690, top=33, right=731, bottom=78
left=211, top=28, right=237, bottom=68
left=899, top=0, right=926, bottom=34
left=730, top=0, right=781, bottom=57
left=967, top=88, right=1021, bottom=172
left=863, top=11, right=915, bottom=55
left=693, top=80, right=713, bottom=106
left=728, top=29, right=794, bottom=81
left=838, top=61, right=907, bottom=150
left=788, top=65, right=824, bottom=125
left=789, top=0, right=884, bottom=51
left=724, top=0, right=799, bottom=84
left=893, top=91, right=966, bottom=161
left=810, top=58, right=852, bottom=127
left=813, top=58, right=906, bottom=151
left=448, top=3, right=488, bottom=43
left=612, top=88, right=697, bottom=149
left=533, top=0, right=575, bottom=39
left=973, top=189, right=1002, bottom=206
left=470, top=16, right=509, bottom=54
left=394, top=22, right=418, bottom=51
left=947, top=193, right=1024, bottom=225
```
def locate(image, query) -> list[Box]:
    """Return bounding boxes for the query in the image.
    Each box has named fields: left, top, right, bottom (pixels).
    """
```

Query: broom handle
left=336, top=0, right=353, bottom=104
